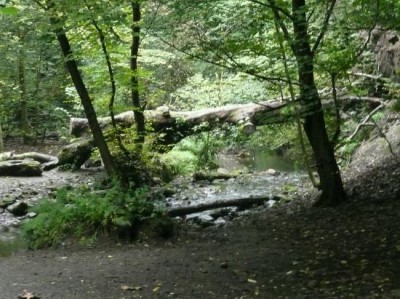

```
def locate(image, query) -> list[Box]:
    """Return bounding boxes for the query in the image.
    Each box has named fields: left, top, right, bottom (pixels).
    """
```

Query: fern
left=21, top=183, right=157, bottom=249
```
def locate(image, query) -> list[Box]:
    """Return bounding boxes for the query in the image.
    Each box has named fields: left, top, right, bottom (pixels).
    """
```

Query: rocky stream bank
left=1, top=116, right=400, bottom=297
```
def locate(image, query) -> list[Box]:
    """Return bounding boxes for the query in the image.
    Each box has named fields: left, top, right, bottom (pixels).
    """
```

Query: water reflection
left=247, top=150, right=297, bottom=172
left=217, top=149, right=298, bottom=173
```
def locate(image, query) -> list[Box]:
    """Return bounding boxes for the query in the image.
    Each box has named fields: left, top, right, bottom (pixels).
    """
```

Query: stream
left=0, top=150, right=309, bottom=255
left=164, top=150, right=308, bottom=225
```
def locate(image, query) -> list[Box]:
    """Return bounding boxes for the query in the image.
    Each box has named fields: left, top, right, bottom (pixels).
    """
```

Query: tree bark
left=131, top=1, right=145, bottom=143
left=0, top=122, right=3, bottom=152
left=291, top=0, right=346, bottom=206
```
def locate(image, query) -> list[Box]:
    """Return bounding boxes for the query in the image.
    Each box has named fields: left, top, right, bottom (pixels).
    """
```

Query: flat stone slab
left=0, top=159, right=42, bottom=177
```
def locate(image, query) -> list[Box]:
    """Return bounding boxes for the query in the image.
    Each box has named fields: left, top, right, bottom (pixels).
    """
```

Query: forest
left=1, top=0, right=400, bottom=298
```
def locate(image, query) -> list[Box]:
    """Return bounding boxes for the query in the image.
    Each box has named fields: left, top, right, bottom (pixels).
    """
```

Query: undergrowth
left=21, top=182, right=172, bottom=249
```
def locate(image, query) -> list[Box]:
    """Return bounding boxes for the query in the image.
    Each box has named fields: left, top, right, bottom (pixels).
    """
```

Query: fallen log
left=57, top=138, right=95, bottom=170
left=0, top=152, right=58, bottom=164
left=63, top=93, right=387, bottom=170
left=193, top=170, right=238, bottom=181
left=70, top=94, right=386, bottom=140
left=167, top=195, right=279, bottom=217
left=70, top=101, right=288, bottom=141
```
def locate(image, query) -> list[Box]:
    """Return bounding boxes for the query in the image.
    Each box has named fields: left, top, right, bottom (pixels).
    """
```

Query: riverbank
left=1, top=135, right=400, bottom=297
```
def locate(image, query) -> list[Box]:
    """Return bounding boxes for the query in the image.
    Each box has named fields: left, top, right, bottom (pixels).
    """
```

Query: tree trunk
left=131, top=1, right=145, bottom=143
left=292, top=0, right=346, bottom=206
left=47, top=8, right=116, bottom=176
left=0, top=122, right=3, bottom=152
left=18, top=46, right=33, bottom=145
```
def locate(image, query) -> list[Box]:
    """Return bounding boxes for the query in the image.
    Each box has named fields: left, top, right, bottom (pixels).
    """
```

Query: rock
left=351, top=120, right=400, bottom=171
left=215, top=218, right=226, bottom=226
left=265, top=168, right=279, bottom=176
left=266, top=199, right=277, bottom=208
left=162, top=187, right=176, bottom=197
left=0, top=197, right=16, bottom=208
left=42, top=159, right=59, bottom=171
left=7, top=201, right=29, bottom=216
left=0, top=159, right=42, bottom=176
left=57, top=138, right=94, bottom=170
left=187, top=213, right=214, bottom=227
left=26, top=212, right=37, bottom=218
left=216, top=168, right=230, bottom=175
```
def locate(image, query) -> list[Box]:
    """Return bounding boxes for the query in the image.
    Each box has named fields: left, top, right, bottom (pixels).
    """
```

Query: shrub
left=161, top=150, right=198, bottom=175
left=21, top=183, right=163, bottom=249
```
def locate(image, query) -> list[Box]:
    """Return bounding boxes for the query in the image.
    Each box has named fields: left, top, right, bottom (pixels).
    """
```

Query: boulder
left=351, top=120, right=400, bottom=172
left=0, top=159, right=42, bottom=176
left=7, top=201, right=29, bottom=216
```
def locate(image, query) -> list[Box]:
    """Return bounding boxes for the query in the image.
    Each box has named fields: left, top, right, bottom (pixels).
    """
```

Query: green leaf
left=0, top=6, right=18, bottom=15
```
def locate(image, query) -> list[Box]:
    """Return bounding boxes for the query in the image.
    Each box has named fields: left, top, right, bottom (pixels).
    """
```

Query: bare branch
left=248, top=0, right=294, bottom=21
left=155, top=35, right=296, bottom=85
left=311, top=0, right=337, bottom=55
left=267, top=0, right=291, bottom=43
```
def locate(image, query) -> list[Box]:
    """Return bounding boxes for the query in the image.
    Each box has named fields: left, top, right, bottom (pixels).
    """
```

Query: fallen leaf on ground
left=18, top=290, right=40, bottom=299
left=121, top=285, right=143, bottom=291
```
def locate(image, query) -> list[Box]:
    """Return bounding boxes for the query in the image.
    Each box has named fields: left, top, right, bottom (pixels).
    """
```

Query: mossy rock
left=0, top=159, right=42, bottom=176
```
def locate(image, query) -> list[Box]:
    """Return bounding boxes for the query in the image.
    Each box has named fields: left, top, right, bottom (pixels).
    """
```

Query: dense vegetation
left=1, top=0, right=399, bottom=245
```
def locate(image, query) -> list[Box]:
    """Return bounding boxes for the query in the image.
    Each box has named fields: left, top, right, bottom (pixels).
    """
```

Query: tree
left=155, top=0, right=386, bottom=205
left=33, top=0, right=117, bottom=176
left=130, top=0, right=145, bottom=143
left=286, top=0, right=346, bottom=206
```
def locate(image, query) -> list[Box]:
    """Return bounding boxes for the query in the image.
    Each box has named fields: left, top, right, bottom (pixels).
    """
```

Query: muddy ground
left=1, top=141, right=400, bottom=298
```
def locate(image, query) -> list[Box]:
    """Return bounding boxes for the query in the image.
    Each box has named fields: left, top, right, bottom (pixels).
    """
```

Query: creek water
left=0, top=149, right=307, bottom=254
left=216, top=149, right=298, bottom=173
left=167, top=149, right=308, bottom=219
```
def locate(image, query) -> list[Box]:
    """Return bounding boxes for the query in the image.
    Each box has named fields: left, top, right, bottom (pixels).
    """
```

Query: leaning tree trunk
left=292, top=0, right=346, bottom=206
left=47, top=7, right=116, bottom=176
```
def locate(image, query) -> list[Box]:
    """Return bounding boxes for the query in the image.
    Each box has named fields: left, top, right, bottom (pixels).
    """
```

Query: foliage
left=161, top=149, right=198, bottom=175
left=170, top=72, right=268, bottom=110
left=21, top=183, right=162, bottom=249
left=0, top=2, right=68, bottom=143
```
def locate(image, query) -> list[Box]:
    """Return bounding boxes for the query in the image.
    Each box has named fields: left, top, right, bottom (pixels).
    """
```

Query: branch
left=85, top=2, right=129, bottom=156
left=347, top=72, right=382, bottom=80
left=346, top=123, right=375, bottom=141
left=346, top=103, right=383, bottom=141
left=155, top=35, right=295, bottom=85
left=267, top=0, right=292, bottom=43
left=353, top=0, right=380, bottom=60
left=311, top=0, right=337, bottom=55
left=248, top=0, right=294, bottom=21
left=32, top=0, right=48, bottom=10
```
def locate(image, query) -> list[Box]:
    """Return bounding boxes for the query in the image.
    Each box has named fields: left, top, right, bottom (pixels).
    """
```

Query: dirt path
left=2, top=195, right=400, bottom=298
left=0, top=224, right=297, bottom=299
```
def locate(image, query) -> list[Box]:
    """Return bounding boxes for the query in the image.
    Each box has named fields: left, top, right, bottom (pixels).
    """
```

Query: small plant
left=21, top=182, right=163, bottom=249
left=161, top=150, right=198, bottom=175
